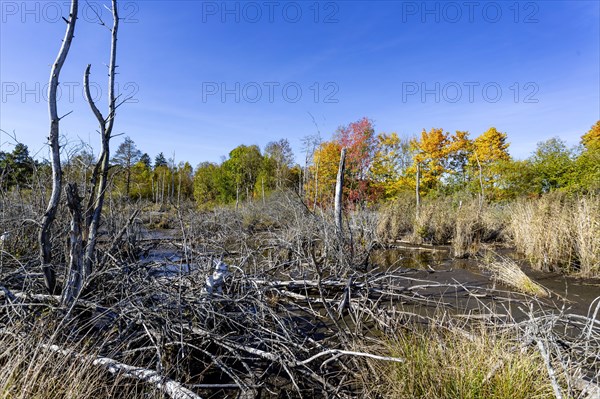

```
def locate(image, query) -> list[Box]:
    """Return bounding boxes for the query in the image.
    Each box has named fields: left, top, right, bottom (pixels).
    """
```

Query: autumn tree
left=175, top=161, right=194, bottom=202
left=129, top=158, right=153, bottom=200
left=572, top=121, right=600, bottom=192
left=305, top=140, right=341, bottom=208
left=494, top=159, right=537, bottom=198
left=581, top=120, right=600, bottom=151
left=194, top=162, right=220, bottom=206
left=410, top=128, right=450, bottom=194
left=445, top=131, right=473, bottom=190
left=300, top=133, right=322, bottom=198
left=333, top=117, right=377, bottom=204
left=469, top=127, right=511, bottom=200
left=370, top=132, right=412, bottom=199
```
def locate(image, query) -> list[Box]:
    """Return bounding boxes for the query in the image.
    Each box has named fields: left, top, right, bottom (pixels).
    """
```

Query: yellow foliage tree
left=470, top=127, right=511, bottom=199
left=572, top=121, right=600, bottom=192
left=410, top=128, right=450, bottom=194
left=305, top=140, right=341, bottom=208
left=471, top=127, right=510, bottom=164
left=581, top=120, right=600, bottom=151
left=446, top=131, right=473, bottom=188
left=371, top=132, right=413, bottom=199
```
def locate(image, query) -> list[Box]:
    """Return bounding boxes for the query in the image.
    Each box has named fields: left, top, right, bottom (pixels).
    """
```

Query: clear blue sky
left=1, top=0, right=599, bottom=166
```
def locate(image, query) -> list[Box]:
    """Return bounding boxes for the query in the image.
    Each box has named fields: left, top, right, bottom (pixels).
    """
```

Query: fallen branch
left=44, top=344, right=202, bottom=399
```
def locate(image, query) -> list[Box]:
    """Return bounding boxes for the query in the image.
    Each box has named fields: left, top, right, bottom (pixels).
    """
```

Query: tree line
left=2, top=119, right=598, bottom=208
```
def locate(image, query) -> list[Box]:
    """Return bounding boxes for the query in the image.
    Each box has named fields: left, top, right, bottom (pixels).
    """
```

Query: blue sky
left=1, top=0, right=599, bottom=166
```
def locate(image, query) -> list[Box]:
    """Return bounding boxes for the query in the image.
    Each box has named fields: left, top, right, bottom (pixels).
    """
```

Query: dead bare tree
left=334, top=148, right=346, bottom=236
left=415, top=162, right=421, bottom=220
left=63, top=183, right=84, bottom=304
left=39, top=0, right=79, bottom=295
left=63, top=0, right=121, bottom=304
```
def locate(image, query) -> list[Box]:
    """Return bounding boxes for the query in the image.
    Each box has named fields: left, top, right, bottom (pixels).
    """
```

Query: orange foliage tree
left=582, top=120, right=600, bottom=151
left=573, top=120, right=600, bottom=192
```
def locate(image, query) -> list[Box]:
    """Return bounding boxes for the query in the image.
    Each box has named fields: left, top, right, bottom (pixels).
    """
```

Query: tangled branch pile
left=0, top=193, right=598, bottom=398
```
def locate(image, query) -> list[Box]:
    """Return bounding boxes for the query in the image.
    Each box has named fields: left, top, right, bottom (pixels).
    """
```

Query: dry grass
left=360, top=324, right=555, bottom=399
left=452, top=200, right=482, bottom=258
left=573, top=195, right=600, bottom=277
left=377, top=195, right=506, bottom=257
left=481, top=255, right=549, bottom=297
left=411, top=198, right=456, bottom=244
left=378, top=192, right=600, bottom=277
left=0, top=325, right=161, bottom=399
left=508, top=194, right=600, bottom=277
left=376, top=192, right=416, bottom=242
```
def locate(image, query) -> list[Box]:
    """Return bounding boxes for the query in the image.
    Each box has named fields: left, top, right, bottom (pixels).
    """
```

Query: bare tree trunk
left=177, top=170, right=182, bottom=207
left=170, top=154, right=176, bottom=202
left=125, top=160, right=131, bottom=198
left=334, top=148, right=346, bottom=236
left=313, top=161, right=319, bottom=210
left=85, top=154, right=103, bottom=236
left=82, top=0, right=119, bottom=282
left=63, top=183, right=83, bottom=305
left=415, top=162, right=421, bottom=220
left=160, top=172, right=164, bottom=206
left=39, top=0, right=79, bottom=295
left=475, top=153, right=485, bottom=209
left=151, top=175, right=155, bottom=203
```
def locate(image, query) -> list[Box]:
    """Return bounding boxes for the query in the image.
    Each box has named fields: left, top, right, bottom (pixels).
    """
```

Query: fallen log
left=44, top=344, right=203, bottom=399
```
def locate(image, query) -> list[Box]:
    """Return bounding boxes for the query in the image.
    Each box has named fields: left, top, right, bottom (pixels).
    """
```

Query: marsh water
left=370, top=243, right=600, bottom=316
left=140, top=229, right=600, bottom=317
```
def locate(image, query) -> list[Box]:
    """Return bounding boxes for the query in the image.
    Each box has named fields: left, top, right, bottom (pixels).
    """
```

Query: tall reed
left=508, top=194, right=600, bottom=277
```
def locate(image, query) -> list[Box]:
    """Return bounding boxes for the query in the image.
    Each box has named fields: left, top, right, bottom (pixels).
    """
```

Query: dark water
left=140, top=229, right=599, bottom=316
left=371, top=244, right=600, bottom=316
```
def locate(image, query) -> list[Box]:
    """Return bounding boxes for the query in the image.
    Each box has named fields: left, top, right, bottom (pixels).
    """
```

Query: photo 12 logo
left=401, top=81, right=539, bottom=104
left=1, top=1, right=139, bottom=24
left=1, top=81, right=140, bottom=104
left=201, top=81, right=339, bottom=104
left=200, top=1, right=339, bottom=23
left=401, top=1, right=539, bottom=23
